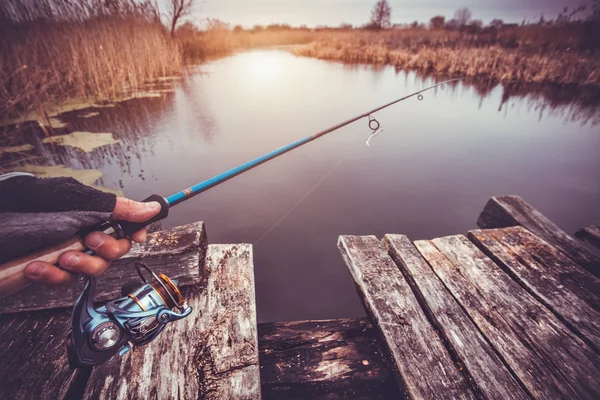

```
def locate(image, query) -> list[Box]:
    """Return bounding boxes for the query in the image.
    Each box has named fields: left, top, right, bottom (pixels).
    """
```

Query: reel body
left=67, top=263, right=192, bottom=368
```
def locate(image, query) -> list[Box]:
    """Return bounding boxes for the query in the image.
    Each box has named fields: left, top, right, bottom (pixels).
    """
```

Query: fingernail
left=27, top=262, right=46, bottom=278
left=87, top=232, right=105, bottom=249
left=146, top=201, right=161, bottom=211
left=64, top=254, right=80, bottom=269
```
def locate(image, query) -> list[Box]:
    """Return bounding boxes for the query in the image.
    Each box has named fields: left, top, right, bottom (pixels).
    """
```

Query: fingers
left=24, top=253, right=111, bottom=285
left=23, top=229, right=141, bottom=286
left=112, top=197, right=161, bottom=222
left=130, top=229, right=147, bottom=243
left=24, top=261, right=77, bottom=285
left=84, top=232, right=132, bottom=260
left=58, top=251, right=110, bottom=277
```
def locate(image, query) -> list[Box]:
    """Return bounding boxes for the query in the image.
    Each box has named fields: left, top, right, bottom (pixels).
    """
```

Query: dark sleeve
left=0, top=175, right=116, bottom=213
left=0, top=211, right=113, bottom=263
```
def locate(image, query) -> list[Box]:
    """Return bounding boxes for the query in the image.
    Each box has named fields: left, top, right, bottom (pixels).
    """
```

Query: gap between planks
left=383, top=234, right=531, bottom=400
left=415, top=234, right=600, bottom=399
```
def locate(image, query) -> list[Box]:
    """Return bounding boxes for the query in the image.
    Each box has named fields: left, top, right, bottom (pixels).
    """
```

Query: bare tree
left=370, top=0, right=392, bottom=30
left=489, top=18, right=504, bottom=29
left=168, top=0, right=193, bottom=37
left=454, top=7, right=472, bottom=26
left=429, top=15, right=445, bottom=29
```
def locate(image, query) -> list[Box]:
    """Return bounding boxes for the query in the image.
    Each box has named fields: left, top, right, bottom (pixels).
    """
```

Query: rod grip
left=0, top=237, right=85, bottom=298
left=114, top=194, right=170, bottom=238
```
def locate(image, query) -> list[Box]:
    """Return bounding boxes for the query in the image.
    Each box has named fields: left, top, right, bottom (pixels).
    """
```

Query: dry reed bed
left=293, top=39, right=599, bottom=87
left=1, top=16, right=181, bottom=121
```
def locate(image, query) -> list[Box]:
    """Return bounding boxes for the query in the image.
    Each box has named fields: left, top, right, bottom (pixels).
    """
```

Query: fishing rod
left=0, top=77, right=460, bottom=368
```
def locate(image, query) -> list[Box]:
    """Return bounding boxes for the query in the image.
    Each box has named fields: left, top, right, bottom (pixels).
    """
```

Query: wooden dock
left=1, top=195, right=599, bottom=399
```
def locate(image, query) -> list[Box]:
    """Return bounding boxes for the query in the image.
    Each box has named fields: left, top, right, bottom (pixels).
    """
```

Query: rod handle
left=112, top=194, right=170, bottom=238
left=0, top=195, right=169, bottom=299
left=0, top=237, right=85, bottom=298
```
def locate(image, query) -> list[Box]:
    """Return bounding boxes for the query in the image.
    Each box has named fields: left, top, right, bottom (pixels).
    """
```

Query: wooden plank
left=259, top=318, right=401, bottom=400
left=469, top=226, right=600, bottom=353
left=84, top=244, right=260, bottom=400
left=477, top=195, right=600, bottom=276
left=383, top=234, right=530, bottom=400
left=0, top=308, right=77, bottom=400
left=0, top=222, right=207, bottom=314
left=337, top=235, right=475, bottom=400
left=416, top=235, right=600, bottom=399
left=576, top=225, right=600, bottom=249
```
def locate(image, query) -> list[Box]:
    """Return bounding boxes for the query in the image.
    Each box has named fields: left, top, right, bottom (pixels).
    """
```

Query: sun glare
left=246, top=51, right=283, bottom=82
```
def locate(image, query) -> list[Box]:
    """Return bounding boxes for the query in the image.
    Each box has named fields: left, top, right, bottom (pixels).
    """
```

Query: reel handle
left=0, top=194, right=169, bottom=299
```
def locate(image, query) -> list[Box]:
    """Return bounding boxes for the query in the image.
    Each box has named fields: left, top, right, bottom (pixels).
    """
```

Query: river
left=7, top=49, right=600, bottom=322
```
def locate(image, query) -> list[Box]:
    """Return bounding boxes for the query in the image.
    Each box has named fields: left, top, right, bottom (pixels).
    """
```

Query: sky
left=159, top=0, right=587, bottom=28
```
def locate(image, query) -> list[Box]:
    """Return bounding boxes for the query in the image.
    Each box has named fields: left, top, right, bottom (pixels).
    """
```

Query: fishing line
left=253, top=155, right=353, bottom=246
left=251, top=79, right=458, bottom=246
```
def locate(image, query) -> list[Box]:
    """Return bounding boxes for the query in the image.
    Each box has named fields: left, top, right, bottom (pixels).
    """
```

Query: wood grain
left=576, top=225, right=600, bottom=249
left=259, top=318, right=401, bottom=400
left=0, top=222, right=207, bottom=314
left=338, top=235, right=475, bottom=400
left=383, top=234, right=530, bottom=400
left=477, top=195, right=600, bottom=277
left=469, top=226, right=600, bottom=353
left=416, top=234, right=600, bottom=399
left=0, top=308, right=80, bottom=400
left=84, top=244, right=260, bottom=400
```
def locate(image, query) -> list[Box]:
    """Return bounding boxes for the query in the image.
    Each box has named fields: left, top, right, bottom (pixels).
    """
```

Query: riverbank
left=2, top=0, right=599, bottom=124
left=291, top=33, right=599, bottom=87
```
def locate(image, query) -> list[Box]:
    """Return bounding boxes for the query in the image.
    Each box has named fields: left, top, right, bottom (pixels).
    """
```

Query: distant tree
left=252, top=24, right=264, bottom=32
left=467, top=19, right=483, bottom=33
left=339, top=23, right=353, bottom=30
left=410, top=20, right=419, bottom=29
left=489, top=18, right=504, bottom=29
left=445, top=18, right=460, bottom=30
left=370, top=0, right=392, bottom=30
left=204, top=18, right=229, bottom=31
left=470, top=19, right=483, bottom=29
left=177, top=21, right=200, bottom=36
left=454, top=7, right=472, bottom=26
left=233, top=25, right=244, bottom=33
left=168, top=0, right=194, bottom=37
left=429, top=15, right=445, bottom=29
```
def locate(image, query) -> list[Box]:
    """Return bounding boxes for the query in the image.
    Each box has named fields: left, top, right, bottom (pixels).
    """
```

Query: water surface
left=8, top=49, right=600, bottom=322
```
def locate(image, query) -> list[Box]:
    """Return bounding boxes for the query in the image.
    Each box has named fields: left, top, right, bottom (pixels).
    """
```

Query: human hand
left=23, top=197, right=161, bottom=285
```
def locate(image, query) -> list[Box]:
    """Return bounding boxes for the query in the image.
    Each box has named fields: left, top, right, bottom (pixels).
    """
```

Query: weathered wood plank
left=337, top=235, right=475, bottom=399
left=383, top=234, right=530, bottom=400
left=576, top=225, right=600, bottom=249
left=259, top=318, right=401, bottom=400
left=416, top=235, right=600, bottom=399
left=469, top=226, right=600, bottom=353
left=0, top=222, right=207, bottom=314
left=0, top=308, right=80, bottom=400
left=477, top=195, right=600, bottom=276
left=84, top=244, right=260, bottom=400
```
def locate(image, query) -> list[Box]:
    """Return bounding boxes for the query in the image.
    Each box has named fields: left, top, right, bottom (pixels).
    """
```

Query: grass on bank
left=1, top=0, right=599, bottom=124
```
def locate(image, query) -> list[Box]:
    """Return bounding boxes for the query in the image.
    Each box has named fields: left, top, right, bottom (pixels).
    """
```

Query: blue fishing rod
left=109, top=78, right=460, bottom=238
left=167, top=78, right=460, bottom=206
left=1, top=78, right=460, bottom=369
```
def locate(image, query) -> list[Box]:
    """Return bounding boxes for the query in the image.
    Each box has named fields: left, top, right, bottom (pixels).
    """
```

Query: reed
left=0, top=0, right=182, bottom=121
left=290, top=28, right=600, bottom=87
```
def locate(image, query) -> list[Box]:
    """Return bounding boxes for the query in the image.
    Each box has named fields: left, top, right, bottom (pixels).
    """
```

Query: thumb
left=112, top=197, right=161, bottom=222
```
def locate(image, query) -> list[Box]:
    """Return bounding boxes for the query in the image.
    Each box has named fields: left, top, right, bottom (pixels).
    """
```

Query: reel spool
left=67, top=263, right=192, bottom=368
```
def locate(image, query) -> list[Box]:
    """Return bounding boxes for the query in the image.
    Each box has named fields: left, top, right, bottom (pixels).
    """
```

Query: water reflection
left=1, top=49, right=599, bottom=323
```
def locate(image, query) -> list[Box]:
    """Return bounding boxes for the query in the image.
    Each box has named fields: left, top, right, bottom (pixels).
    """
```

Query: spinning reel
left=67, top=262, right=192, bottom=368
